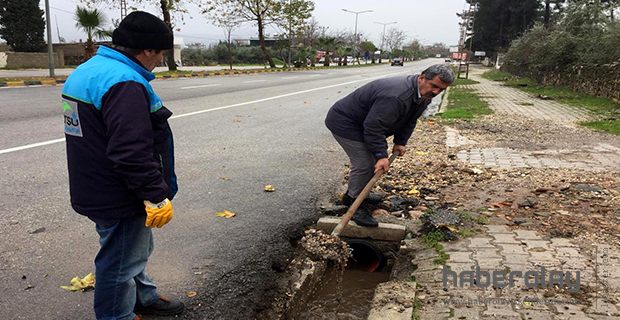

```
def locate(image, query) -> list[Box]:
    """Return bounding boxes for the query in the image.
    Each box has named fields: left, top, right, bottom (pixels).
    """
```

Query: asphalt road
left=0, top=59, right=441, bottom=319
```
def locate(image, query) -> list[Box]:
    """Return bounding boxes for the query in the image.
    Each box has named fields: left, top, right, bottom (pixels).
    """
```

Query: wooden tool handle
left=331, top=152, right=399, bottom=237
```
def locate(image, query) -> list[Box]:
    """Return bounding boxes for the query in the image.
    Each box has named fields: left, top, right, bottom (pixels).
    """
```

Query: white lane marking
left=0, top=138, right=66, bottom=155
left=281, top=76, right=298, bottom=80
left=308, top=74, right=321, bottom=77
left=243, top=80, right=267, bottom=83
left=181, top=84, right=222, bottom=90
left=1, top=69, right=410, bottom=155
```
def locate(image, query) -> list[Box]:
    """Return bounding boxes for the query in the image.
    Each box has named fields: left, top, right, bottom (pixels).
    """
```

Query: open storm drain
left=259, top=233, right=400, bottom=320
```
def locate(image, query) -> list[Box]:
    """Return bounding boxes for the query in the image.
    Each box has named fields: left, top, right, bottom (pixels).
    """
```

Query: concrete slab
left=367, top=281, right=417, bottom=320
left=316, top=216, right=406, bottom=242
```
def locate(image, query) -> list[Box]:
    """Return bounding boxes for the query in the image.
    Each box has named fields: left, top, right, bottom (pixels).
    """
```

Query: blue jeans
left=89, top=214, right=160, bottom=320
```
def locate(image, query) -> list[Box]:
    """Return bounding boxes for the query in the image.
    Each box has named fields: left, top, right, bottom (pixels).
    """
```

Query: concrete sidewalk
left=397, top=66, right=619, bottom=319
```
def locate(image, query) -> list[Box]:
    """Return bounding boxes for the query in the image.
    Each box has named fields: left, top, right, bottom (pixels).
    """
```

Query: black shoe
left=342, top=192, right=384, bottom=206
left=352, top=207, right=379, bottom=227
left=135, top=296, right=184, bottom=316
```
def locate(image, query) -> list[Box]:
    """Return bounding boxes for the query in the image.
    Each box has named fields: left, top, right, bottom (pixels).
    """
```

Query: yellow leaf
left=407, top=188, right=420, bottom=196
left=60, top=272, right=95, bottom=292
left=186, top=291, right=197, bottom=298
left=415, top=151, right=428, bottom=156
left=215, top=210, right=236, bottom=218
left=264, top=185, right=276, bottom=192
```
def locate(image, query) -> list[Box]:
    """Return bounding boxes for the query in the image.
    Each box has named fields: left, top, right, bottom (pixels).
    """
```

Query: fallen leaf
left=60, top=273, right=95, bottom=292
left=264, top=185, right=276, bottom=192
left=415, top=151, right=429, bottom=156
left=219, top=176, right=230, bottom=181
left=186, top=291, right=197, bottom=298
left=215, top=210, right=236, bottom=218
left=407, top=188, right=420, bottom=196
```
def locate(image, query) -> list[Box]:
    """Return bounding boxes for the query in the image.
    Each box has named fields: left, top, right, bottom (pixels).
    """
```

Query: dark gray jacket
left=325, top=74, right=430, bottom=159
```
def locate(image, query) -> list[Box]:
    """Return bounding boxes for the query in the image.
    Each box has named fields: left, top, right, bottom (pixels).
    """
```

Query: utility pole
left=44, top=0, right=55, bottom=77
left=342, top=9, right=373, bottom=64
left=120, top=0, right=128, bottom=19
left=374, top=21, right=396, bottom=63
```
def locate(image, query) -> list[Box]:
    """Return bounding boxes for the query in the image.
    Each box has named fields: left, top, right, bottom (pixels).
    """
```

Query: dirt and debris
left=299, top=229, right=351, bottom=269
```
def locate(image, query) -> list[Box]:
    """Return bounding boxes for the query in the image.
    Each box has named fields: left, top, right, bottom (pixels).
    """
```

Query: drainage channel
left=259, top=234, right=403, bottom=320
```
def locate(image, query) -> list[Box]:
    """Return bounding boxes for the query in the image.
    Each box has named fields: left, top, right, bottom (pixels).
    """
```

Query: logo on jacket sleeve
left=63, top=99, right=83, bottom=137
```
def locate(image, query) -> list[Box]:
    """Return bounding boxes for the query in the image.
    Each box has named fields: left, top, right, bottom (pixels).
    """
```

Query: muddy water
left=292, top=268, right=390, bottom=319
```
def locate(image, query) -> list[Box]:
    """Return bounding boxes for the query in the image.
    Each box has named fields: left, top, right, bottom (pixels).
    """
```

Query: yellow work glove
left=144, top=198, right=173, bottom=228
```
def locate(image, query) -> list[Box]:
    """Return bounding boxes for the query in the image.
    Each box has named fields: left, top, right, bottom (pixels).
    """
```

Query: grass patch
left=482, top=69, right=620, bottom=134
left=411, top=297, right=423, bottom=320
left=421, top=230, right=450, bottom=265
left=441, top=86, right=492, bottom=120
left=453, top=78, right=479, bottom=86
left=154, top=70, right=194, bottom=77
left=580, top=119, right=620, bottom=134
left=458, top=211, right=489, bottom=225
left=481, top=69, right=513, bottom=81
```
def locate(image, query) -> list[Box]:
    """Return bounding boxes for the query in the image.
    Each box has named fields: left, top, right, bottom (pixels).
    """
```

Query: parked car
left=391, top=57, right=404, bottom=66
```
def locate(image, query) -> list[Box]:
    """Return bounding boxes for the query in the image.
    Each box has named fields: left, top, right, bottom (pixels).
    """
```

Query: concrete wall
left=5, top=51, right=64, bottom=68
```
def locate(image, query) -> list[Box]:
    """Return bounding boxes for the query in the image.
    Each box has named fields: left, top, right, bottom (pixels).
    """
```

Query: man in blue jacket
left=62, top=11, right=182, bottom=319
left=325, top=64, right=454, bottom=227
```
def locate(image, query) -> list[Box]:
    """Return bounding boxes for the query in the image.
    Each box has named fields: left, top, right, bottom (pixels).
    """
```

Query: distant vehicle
left=391, top=57, right=404, bottom=66
left=444, top=58, right=452, bottom=63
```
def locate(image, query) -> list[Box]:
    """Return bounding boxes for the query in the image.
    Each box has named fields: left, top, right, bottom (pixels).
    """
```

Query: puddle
left=289, top=239, right=393, bottom=319
left=292, top=268, right=390, bottom=319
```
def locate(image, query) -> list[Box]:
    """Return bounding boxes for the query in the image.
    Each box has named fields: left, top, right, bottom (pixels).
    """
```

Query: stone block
left=486, top=225, right=512, bottom=234
left=316, top=216, right=406, bottom=241
left=492, top=233, right=520, bottom=244
left=514, top=230, right=542, bottom=240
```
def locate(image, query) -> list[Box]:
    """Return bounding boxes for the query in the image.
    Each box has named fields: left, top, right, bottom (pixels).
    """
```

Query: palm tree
left=318, top=36, right=337, bottom=67
left=75, top=7, right=111, bottom=60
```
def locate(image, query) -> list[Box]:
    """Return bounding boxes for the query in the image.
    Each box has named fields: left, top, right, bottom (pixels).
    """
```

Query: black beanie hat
left=113, top=11, right=173, bottom=50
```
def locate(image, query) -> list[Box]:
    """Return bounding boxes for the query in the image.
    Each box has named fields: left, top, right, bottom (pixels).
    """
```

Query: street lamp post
left=44, top=0, right=55, bottom=77
left=374, top=21, right=397, bottom=63
left=342, top=9, right=373, bottom=64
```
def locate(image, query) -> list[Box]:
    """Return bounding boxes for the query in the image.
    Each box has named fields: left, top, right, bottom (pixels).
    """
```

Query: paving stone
left=585, top=298, right=620, bottom=316
left=499, top=244, right=528, bottom=255
left=468, top=237, right=496, bottom=248
left=473, top=248, right=501, bottom=259
left=521, top=240, right=552, bottom=251
left=486, top=225, right=512, bottom=234
left=442, top=241, right=471, bottom=252
left=476, top=258, right=503, bottom=270
left=528, top=251, right=561, bottom=268
left=451, top=307, right=483, bottom=319
left=448, top=251, right=475, bottom=264
left=492, top=233, right=520, bottom=244
left=515, top=230, right=542, bottom=240
left=446, top=263, right=475, bottom=274
left=517, top=309, right=554, bottom=320
left=553, top=304, right=593, bottom=320
left=482, top=304, right=521, bottom=319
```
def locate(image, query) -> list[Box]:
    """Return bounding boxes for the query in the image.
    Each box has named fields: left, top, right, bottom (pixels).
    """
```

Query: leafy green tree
left=0, top=0, right=45, bottom=52
left=75, top=7, right=111, bottom=59
left=80, top=0, right=189, bottom=71
left=205, top=0, right=314, bottom=68
left=467, top=0, right=541, bottom=55
left=359, top=41, right=377, bottom=63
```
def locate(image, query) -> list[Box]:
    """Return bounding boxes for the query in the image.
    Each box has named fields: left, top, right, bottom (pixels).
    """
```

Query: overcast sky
left=43, top=0, right=467, bottom=47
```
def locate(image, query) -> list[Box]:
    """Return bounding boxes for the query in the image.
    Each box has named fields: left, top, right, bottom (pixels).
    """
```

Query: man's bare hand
left=393, top=144, right=406, bottom=156
left=374, top=158, right=390, bottom=173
